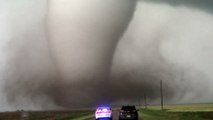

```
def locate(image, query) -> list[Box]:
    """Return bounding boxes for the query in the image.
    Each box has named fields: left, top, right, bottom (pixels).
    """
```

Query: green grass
left=0, top=110, right=94, bottom=120
left=70, top=114, right=94, bottom=120
left=139, top=104, right=213, bottom=120
left=56, top=112, right=94, bottom=120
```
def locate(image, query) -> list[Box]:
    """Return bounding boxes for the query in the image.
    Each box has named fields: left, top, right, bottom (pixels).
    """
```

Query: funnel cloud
left=0, top=0, right=213, bottom=110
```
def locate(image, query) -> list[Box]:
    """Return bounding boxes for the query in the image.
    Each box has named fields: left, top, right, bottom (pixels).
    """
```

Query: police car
left=95, top=106, right=113, bottom=120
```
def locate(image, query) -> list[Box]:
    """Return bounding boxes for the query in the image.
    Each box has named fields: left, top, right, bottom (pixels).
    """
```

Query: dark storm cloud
left=142, top=0, right=213, bottom=13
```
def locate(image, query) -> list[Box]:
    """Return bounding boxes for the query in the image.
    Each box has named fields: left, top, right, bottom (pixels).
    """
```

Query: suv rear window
left=121, top=106, right=136, bottom=111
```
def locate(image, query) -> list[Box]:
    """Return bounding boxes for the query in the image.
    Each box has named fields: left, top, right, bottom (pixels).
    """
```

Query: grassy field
left=0, top=110, right=93, bottom=120
left=68, top=114, right=94, bottom=120
left=139, top=104, right=213, bottom=120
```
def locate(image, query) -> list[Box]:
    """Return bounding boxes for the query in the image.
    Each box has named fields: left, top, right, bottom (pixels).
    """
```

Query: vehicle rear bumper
left=119, top=115, right=138, bottom=120
left=96, top=114, right=112, bottom=119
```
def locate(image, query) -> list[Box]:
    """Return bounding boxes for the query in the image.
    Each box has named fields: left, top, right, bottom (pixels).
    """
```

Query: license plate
left=127, top=115, right=131, bottom=118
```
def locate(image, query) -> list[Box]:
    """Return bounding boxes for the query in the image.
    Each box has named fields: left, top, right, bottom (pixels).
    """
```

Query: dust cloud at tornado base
left=0, top=0, right=213, bottom=110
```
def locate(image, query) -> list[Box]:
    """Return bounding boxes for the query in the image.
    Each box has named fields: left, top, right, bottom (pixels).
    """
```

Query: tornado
left=47, top=0, right=136, bottom=107
left=2, top=0, right=212, bottom=111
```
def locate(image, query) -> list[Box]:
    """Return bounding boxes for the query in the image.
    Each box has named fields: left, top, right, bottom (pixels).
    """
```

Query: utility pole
left=160, top=80, right=164, bottom=110
left=138, top=98, right=141, bottom=108
left=144, top=93, right=147, bottom=109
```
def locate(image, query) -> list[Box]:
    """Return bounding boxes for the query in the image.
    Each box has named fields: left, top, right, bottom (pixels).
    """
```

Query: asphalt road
left=91, top=110, right=142, bottom=120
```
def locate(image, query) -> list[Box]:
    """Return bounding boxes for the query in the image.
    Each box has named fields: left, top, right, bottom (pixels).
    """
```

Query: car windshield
left=121, top=106, right=136, bottom=111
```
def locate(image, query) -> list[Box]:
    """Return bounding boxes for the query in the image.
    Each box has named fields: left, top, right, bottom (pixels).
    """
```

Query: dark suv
left=119, top=105, right=138, bottom=120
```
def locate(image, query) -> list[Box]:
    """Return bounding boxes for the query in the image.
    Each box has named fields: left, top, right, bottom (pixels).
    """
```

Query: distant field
left=139, top=104, right=213, bottom=120
left=0, top=110, right=93, bottom=120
